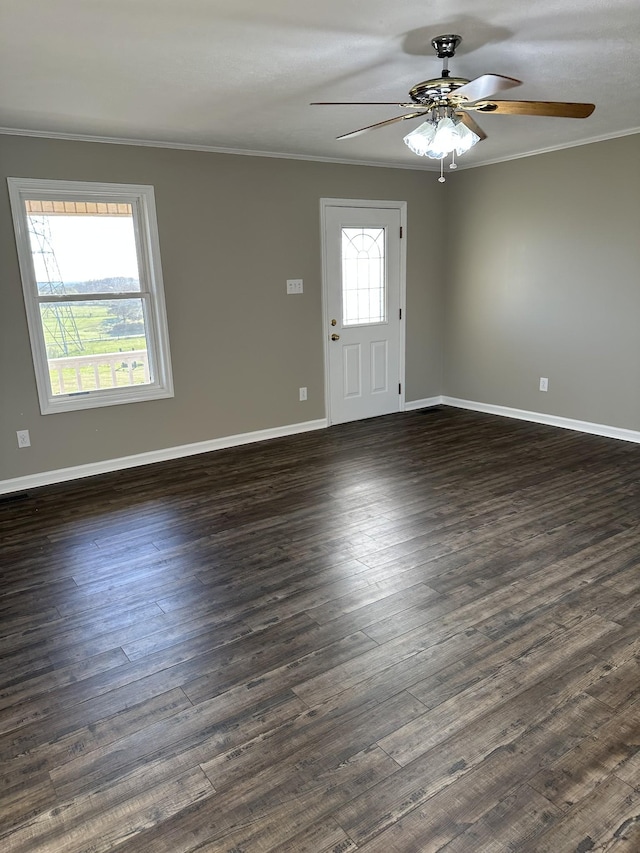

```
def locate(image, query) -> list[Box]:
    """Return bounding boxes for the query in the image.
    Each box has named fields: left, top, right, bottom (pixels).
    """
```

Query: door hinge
left=399, top=308, right=402, bottom=320
left=399, top=226, right=403, bottom=238
left=398, top=382, right=402, bottom=394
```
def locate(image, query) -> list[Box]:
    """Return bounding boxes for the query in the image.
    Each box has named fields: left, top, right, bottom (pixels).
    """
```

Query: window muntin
left=341, top=227, right=387, bottom=326
left=8, top=179, right=173, bottom=414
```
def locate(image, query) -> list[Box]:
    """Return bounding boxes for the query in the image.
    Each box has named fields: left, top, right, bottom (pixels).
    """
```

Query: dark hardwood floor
left=1, top=407, right=639, bottom=852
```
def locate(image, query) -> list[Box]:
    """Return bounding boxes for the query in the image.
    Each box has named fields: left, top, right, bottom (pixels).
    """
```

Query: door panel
left=344, top=344, right=362, bottom=398
left=371, top=340, right=388, bottom=394
left=323, top=203, right=403, bottom=424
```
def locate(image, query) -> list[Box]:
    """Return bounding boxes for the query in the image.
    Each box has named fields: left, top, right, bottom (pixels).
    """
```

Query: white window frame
left=8, top=178, right=174, bottom=414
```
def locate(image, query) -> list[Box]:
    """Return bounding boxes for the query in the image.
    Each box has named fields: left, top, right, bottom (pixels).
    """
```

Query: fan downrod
left=409, top=34, right=467, bottom=104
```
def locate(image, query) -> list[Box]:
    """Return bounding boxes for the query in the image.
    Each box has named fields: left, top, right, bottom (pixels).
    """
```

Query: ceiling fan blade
left=455, top=111, right=487, bottom=141
left=473, top=100, right=595, bottom=118
left=453, top=74, right=521, bottom=103
left=336, top=112, right=427, bottom=140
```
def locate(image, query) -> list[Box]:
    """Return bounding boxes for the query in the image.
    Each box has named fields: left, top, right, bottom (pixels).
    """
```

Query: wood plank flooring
left=1, top=407, right=639, bottom=852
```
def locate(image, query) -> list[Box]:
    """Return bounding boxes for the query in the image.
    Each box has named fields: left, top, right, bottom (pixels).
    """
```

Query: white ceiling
left=1, top=0, right=639, bottom=170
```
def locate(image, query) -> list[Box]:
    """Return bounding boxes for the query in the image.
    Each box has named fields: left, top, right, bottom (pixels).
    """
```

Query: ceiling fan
left=312, top=34, right=595, bottom=177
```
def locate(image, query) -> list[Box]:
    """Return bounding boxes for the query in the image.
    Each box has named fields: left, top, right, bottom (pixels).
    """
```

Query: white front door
left=322, top=200, right=405, bottom=425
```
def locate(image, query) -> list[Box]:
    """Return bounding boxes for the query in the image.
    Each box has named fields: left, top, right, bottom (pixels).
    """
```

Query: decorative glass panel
left=341, top=227, right=386, bottom=326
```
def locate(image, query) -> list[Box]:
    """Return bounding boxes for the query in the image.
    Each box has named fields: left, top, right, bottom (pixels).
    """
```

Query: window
left=8, top=178, right=173, bottom=414
left=341, top=227, right=387, bottom=326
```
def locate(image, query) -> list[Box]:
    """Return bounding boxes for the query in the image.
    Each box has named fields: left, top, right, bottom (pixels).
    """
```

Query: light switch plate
left=287, top=279, right=303, bottom=294
left=17, top=429, right=31, bottom=448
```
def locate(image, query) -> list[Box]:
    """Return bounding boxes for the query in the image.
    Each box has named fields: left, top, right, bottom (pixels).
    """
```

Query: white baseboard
left=0, top=418, right=328, bottom=496
left=404, top=396, right=442, bottom=411
left=4, top=400, right=638, bottom=496
left=442, top=396, right=640, bottom=444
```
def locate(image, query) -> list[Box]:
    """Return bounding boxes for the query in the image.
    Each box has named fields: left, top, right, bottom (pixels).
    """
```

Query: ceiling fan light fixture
left=315, top=31, right=595, bottom=181
left=430, top=116, right=459, bottom=158
left=402, top=120, right=436, bottom=156
left=403, top=113, right=480, bottom=160
left=453, top=121, right=480, bottom=155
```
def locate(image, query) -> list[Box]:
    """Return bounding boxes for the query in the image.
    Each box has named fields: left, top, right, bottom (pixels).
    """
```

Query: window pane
left=24, top=201, right=141, bottom=296
left=40, top=299, right=151, bottom=395
left=341, top=227, right=386, bottom=326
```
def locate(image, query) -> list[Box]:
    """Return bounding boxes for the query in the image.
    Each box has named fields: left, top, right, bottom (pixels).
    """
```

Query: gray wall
left=443, top=134, right=640, bottom=430
left=0, top=135, right=444, bottom=480
left=4, top=132, right=639, bottom=484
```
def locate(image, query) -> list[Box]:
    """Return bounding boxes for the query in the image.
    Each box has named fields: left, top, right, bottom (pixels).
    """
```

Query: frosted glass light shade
left=402, top=120, right=436, bottom=156
left=404, top=114, right=480, bottom=159
left=454, top=121, right=479, bottom=154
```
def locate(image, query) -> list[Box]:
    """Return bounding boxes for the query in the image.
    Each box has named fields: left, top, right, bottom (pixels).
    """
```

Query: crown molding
left=455, top=125, right=640, bottom=170
left=0, top=126, right=434, bottom=172
left=1, top=124, right=637, bottom=174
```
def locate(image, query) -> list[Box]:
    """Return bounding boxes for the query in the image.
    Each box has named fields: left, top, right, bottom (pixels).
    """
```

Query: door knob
left=331, top=333, right=340, bottom=341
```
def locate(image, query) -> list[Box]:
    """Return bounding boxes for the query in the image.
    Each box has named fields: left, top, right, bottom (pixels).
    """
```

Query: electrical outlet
left=539, top=377, right=549, bottom=392
left=17, top=429, right=31, bottom=448
left=287, top=279, right=303, bottom=295
left=299, top=387, right=307, bottom=401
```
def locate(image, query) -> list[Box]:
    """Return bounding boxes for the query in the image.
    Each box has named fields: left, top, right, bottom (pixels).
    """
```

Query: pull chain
left=438, top=157, right=445, bottom=183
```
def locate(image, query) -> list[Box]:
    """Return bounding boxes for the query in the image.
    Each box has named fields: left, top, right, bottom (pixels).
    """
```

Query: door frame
left=320, top=198, right=407, bottom=425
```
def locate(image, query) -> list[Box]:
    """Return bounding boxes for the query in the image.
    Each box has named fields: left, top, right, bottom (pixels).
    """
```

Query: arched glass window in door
left=341, top=227, right=386, bottom=326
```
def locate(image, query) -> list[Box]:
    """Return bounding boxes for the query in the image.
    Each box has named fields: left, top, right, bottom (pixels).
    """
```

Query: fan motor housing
left=409, top=77, right=470, bottom=105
